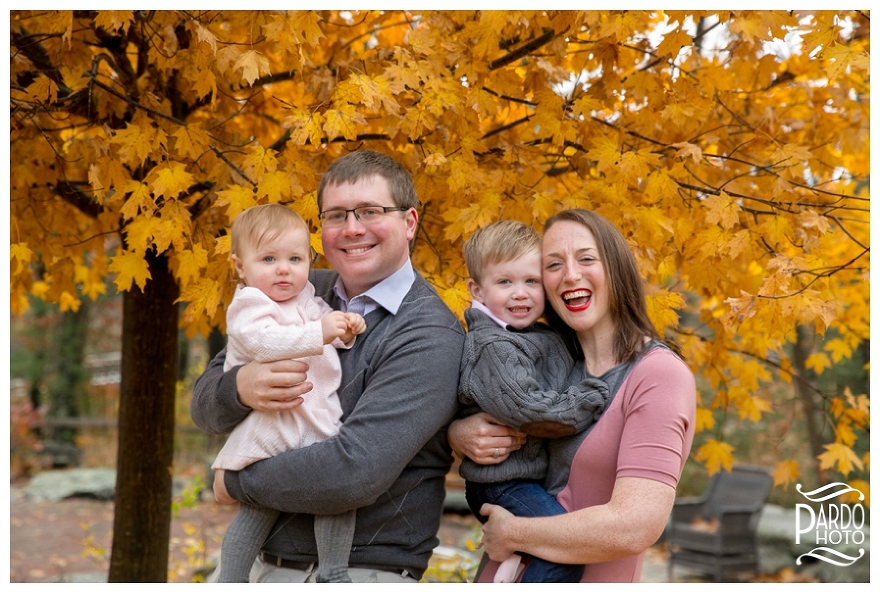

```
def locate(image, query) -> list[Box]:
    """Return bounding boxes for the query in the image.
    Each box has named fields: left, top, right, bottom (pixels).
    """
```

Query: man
left=191, top=150, right=465, bottom=582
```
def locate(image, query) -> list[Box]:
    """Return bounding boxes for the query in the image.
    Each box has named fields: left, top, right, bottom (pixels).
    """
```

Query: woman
left=448, top=209, right=696, bottom=582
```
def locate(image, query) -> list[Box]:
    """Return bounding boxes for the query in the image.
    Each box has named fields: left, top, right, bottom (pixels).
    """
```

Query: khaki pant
left=208, top=556, right=418, bottom=583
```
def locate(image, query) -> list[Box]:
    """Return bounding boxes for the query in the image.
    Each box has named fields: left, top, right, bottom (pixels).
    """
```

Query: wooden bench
left=667, top=464, right=773, bottom=581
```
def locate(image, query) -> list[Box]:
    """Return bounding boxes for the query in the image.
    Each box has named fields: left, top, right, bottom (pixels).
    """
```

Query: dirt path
left=9, top=482, right=683, bottom=583
left=9, top=482, right=483, bottom=583
left=10, top=483, right=239, bottom=583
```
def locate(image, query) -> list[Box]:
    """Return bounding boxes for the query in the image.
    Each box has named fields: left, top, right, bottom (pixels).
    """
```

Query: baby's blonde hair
left=231, top=203, right=309, bottom=257
left=463, top=220, right=541, bottom=284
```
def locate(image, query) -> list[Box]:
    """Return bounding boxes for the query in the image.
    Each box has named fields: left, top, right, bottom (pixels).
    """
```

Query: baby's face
left=233, top=226, right=311, bottom=303
left=469, top=249, right=544, bottom=329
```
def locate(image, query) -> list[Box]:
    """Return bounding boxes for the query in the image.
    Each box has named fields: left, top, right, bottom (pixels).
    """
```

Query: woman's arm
left=480, top=476, right=674, bottom=564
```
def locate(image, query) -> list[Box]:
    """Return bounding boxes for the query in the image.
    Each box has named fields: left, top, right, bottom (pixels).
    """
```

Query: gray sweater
left=458, top=308, right=609, bottom=484
left=191, top=269, right=465, bottom=580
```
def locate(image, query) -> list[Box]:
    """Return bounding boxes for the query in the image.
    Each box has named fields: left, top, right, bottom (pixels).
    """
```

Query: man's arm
left=191, top=349, right=312, bottom=434
left=225, top=318, right=465, bottom=516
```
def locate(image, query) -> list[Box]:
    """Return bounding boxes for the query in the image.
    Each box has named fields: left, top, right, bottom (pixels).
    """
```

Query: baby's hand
left=321, top=311, right=350, bottom=344
left=346, top=313, right=366, bottom=335
left=339, top=313, right=366, bottom=343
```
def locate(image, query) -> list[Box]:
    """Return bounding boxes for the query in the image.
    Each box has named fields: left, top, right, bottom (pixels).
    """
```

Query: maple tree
left=10, top=9, right=869, bottom=580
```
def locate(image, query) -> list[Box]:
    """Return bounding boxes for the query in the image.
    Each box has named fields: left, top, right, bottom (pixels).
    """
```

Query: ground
left=9, top=480, right=696, bottom=583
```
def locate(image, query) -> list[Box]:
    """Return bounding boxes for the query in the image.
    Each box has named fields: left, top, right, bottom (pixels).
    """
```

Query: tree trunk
left=792, top=324, right=830, bottom=486
left=108, top=252, right=179, bottom=582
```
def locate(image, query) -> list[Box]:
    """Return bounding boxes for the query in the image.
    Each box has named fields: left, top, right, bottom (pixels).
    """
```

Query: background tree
left=10, top=9, right=869, bottom=581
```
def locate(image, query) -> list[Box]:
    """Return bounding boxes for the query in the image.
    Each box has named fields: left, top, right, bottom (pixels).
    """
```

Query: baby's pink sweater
left=212, top=284, right=348, bottom=471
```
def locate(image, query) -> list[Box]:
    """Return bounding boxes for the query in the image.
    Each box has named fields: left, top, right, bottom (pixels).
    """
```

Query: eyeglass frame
left=318, top=205, right=411, bottom=226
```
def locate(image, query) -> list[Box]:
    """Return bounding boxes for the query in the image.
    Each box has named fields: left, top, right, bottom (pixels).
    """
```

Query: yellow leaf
left=818, top=442, right=864, bottom=477
left=109, top=250, right=152, bottom=292
left=440, top=280, right=472, bottom=318
left=310, top=231, right=323, bottom=258
left=694, top=439, right=735, bottom=474
left=111, top=122, right=154, bottom=166
left=154, top=200, right=192, bottom=253
left=173, top=126, right=211, bottom=161
left=770, top=143, right=814, bottom=166
left=805, top=352, right=832, bottom=374
left=10, top=243, right=35, bottom=274
left=737, top=395, right=771, bottom=423
left=124, top=216, right=161, bottom=254
left=772, top=460, right=799, bottom=488
left=643, top=167, right=678, bottom=204
left=216, top=184, right=258, bottom=220
left=349, top=73, right=402, bottom=114
left=120, top=180, right=155, bottom=221
left=585, top=134, right=620, bottom=173
left=288, top=11, right=326, bottom=46
left=235, top=50, right=271, bottom=87
left=194, top=23, right=217, bottom=54
left=841, top=480, right=869, bottom=507
left=257, top=171, right=292, bottom=203
left=835, top=419, right=857, bottom=447
left=150, top=163, right=196, bottom=200
left=58, top=291, right=80, bottom=313
left=702, top=191, right=741, bottom=230
left=323, top=106, right=363, bottom=141
left=27, top=76, right=58, bottom=104
left=423, top=152, right=448, bottom=167
left=243, top=145, right=279, bottom=179
left=645, top=288, right=684, bottom=336
left=94, top=10, right=133, bottom=34
left=655, top=27, right=692, bottom=59
left=177, top=277, right=224, bottom=320
left=695, top=407, right=714, bottom=432
left=825, top=337, right=853, bottom=364
left=174, top=244, right=209, bottom=286
left=192, top=69, right=216, bottom=102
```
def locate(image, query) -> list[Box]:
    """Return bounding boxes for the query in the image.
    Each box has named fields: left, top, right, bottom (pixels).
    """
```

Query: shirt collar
left=333, top=259, right=415, bottom=315
left=470, top=300, right=508, bottom=329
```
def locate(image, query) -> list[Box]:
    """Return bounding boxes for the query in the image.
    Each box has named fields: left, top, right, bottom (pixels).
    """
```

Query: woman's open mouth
left=561, top=289, right=592, bottom=311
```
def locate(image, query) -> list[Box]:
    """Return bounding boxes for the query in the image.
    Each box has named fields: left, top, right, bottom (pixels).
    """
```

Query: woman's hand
left=212, top=469, right=236, bottom=505
left=447, top=412, right=527, bottom=464
left=236, top=359, right=312, bottom=412
left=480, top=503, right=519, bottom=562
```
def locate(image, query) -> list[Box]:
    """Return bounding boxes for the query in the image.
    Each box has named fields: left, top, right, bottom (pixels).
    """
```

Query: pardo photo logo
left=795, top=482, right=866, bottom=567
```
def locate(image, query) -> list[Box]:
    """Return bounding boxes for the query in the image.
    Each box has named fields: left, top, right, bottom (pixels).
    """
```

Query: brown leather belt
left=259, top=552, right=411, bottom=579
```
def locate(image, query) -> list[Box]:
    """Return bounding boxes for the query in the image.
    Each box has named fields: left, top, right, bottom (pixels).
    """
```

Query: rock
left=25, top=468, right=116, bottom=502
left=756, top=504, right=870, bottom=582
left=24, top=469, right=203, bottom=502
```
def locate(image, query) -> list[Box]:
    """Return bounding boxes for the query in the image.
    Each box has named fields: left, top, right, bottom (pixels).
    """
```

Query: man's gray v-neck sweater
left=191, top=269, right=465, bottom=579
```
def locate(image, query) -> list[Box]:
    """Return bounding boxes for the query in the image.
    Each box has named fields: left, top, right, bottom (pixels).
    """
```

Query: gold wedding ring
left=493, top=448, right=500, bottom=459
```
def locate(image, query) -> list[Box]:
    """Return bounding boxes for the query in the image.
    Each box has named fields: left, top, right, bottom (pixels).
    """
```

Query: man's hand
left=447, top=412, right=527, bottom=464
left=236, top=358, right=312, bottom=412
left=213, top=469, right=236, bottom=505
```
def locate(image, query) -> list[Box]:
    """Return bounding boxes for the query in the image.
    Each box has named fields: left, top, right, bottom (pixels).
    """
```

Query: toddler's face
left=469, top=249, right=544, bottom=329
left=233, top=226, right=311, bottom=303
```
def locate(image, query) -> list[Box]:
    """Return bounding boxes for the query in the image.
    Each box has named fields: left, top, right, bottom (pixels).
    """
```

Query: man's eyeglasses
left=318, top=206, right=409, bottom=227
